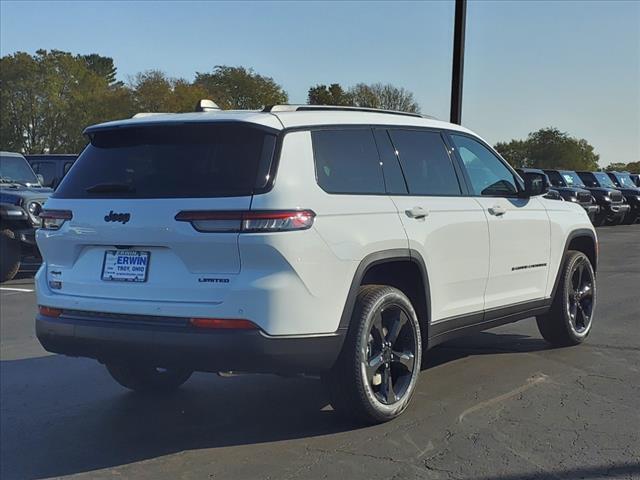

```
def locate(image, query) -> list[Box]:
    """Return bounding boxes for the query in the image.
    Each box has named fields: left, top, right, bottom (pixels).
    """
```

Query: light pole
left=450, top=0, right=467, bottom=125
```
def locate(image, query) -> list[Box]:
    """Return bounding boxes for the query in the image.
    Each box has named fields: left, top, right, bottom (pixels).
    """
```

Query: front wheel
left=326, top=285, right=422, bottom=424
left=536, top=251, right=596, bottom=347
left=106, top=363, right=193, bottom=393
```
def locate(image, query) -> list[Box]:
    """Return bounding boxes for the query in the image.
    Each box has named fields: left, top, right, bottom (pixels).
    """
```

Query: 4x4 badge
left=104, top=211, right=131, bottom=224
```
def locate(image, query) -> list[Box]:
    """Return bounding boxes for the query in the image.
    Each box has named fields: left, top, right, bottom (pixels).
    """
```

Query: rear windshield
left=54, top=124, right=277, bottom=198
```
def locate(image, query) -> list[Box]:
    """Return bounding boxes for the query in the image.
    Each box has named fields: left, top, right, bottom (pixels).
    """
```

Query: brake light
left=175, top=210, right=315, bottom=233
left=190, top=318, right=258, bottom=330
left=40, top=209, right=73, bottom=230
left=39, top=306, right=63, bottom=318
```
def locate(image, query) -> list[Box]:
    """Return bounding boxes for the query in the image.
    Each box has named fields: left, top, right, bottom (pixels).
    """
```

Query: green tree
left=130, top=70, right=209, bottom=113
left=495, top=127, right=599, bottom=171
left=494, top=139, right=530, bottom=168
left=604, top=162, right=628, bottom=172
left=349, top=83, right=420, bottom=113
left=81, top=53, right=119, bottom=85
left=307, top=83, right=353, bottom=106
left=130, top=70, right=174, bottom=112
left=624, top=161, right=640, bottom=173
left=0, top=49, right=132, bottom=153
left=194, top=65, right=287, bottom=109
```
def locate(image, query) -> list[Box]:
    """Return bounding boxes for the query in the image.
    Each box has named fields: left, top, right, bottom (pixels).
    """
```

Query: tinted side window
left=312, top=129, right=385, bottom=194
left=450, top=134, right=518, bottom=196
left=545, top=170, right=565, bottom=187
left=373, top=129, right=408, bottom=194
left=31, top=161, right=57, bottom=187
left=577, top=172, right=597, bottom=187
left=387, top=130, right=461, bottom=196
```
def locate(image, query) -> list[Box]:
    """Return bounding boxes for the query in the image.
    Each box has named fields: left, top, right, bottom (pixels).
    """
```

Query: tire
left=536, top=251, right=596, bottom=347
left=622, top=213, right=637, bottom=225
left=592, top=212, right=607, bottom=227
left=605, top=215, right=623, bottom=226
left=0, top=229, right=21, bottom=282
left=326, top=285, right=422, bottom=424
left=106, top=363, right=193, bottom=393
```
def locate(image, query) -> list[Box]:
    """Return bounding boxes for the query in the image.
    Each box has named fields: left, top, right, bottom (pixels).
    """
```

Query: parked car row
left=517, top=168, right=640, bottom=226
left=0, top=152, right=53, bottom=281
left=0, top=152, right=79, bottom=281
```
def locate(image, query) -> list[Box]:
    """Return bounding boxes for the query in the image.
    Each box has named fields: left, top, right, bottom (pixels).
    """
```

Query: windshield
left=0, top=155, right=40, bottom=185
left=55, top=124, right=277, bottom=199
left=613, top=173, right=637, bottom=188
left=594, top=172, right=616, bottom=188
left=560, top=171, right=586, bottom=188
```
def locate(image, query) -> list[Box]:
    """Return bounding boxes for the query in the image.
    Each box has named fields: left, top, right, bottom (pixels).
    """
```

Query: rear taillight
left=40, top=209, right=73, bottom=230
left=175, top=210, right=315, bottom=233
left=39, top=306, right=63, bottom=318
left=190, top=318, right=258, bottom=330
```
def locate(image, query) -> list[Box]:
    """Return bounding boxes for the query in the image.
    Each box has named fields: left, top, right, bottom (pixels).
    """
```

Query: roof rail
left=262, top=104, right=429, bottom=119
left=132, top=112, right=171, bottom=119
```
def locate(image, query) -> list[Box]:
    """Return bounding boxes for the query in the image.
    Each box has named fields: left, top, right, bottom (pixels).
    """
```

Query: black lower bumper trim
left=36, top=314, right=345, bottom=374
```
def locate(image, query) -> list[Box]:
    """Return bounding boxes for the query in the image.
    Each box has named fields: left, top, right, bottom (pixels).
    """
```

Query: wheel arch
left=337, top=249, right=431, bottom=340
left=550, top=228, right=598, bottom=300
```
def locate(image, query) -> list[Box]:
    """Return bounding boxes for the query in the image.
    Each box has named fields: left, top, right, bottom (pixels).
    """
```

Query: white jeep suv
left=35, top=104, right=597, bottom=423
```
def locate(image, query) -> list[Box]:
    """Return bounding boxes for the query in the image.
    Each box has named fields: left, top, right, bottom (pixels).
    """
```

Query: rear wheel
left=0, top=229, right=21, bottom=282
left=536, top=251, right=595, bottom=347
left=106, top=363, right=193, bottom=392
left=326, top=285, right=422, bottom=424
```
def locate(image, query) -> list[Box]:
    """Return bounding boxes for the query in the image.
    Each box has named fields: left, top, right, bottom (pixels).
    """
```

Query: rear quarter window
left=54, top=124, right=277, bottom=199
left=312, top=129, right=385, bottom=194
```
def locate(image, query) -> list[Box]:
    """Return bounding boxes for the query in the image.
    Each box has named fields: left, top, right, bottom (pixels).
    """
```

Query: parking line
left=0, top=287, right=34, bottom=293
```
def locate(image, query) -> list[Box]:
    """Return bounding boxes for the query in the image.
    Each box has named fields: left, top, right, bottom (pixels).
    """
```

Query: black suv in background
left=1, top=152, right=52, bottom=281
left=542, top=169, right=600, bottom=223
left=575, top=171, right=630, bottom=226
left=605, top=171, right=640, bottom=224
left=26, top=154, right=77, bottom=189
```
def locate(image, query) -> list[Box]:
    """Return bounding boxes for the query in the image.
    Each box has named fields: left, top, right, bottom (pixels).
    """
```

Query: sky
left=1, top=0, right=638, bottom=166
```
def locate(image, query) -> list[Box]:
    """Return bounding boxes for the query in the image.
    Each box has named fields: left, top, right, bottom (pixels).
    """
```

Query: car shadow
left=1, top=331, right=552, bottom=480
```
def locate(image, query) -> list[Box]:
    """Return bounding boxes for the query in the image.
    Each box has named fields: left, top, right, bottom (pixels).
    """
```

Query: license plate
left=101, top=250, right=150, bottom=282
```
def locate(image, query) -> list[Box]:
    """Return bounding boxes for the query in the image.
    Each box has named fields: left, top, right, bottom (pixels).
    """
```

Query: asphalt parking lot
left=1, top=226, right=639, bottom=480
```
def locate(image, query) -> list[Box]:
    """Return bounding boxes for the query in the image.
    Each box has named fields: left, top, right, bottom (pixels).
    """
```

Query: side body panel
left=390, top=196, right=489, bottom=321
left=474, top=196, right=551, bottom=309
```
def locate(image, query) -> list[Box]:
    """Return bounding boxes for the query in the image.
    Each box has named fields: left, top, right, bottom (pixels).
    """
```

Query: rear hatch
left=38, top=122, right=278, bottom=303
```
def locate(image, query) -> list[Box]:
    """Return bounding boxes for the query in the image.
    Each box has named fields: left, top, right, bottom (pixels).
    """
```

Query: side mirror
left=522, top=172, right=549, bottom=197
left=36, top=174, right=45, bottom=185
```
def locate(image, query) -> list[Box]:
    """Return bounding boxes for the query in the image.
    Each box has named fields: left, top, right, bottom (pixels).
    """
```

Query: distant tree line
left=495, top=128, right=600, bottom=171
left=307, top=82, right=420, bottom=113
left=0, top=50, right=422, bottom=154
left=495, top=128, right=638, bottom=173
left=2, top=49, right=633, bottom=173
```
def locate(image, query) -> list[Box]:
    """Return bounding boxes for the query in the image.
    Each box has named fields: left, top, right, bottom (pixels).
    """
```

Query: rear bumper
left=36, top=312, right=345, bottom=374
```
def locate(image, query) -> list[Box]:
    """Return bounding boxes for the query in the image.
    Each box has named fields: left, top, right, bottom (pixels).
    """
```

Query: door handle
left=488, top=205, right=506, bottom=216
left=405, top=206, right=429, bottom=219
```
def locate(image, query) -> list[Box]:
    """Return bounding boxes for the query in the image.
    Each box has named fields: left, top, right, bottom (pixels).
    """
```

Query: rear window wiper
left=85, top=183, right=136, bottom=193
